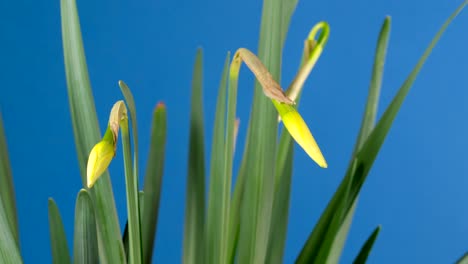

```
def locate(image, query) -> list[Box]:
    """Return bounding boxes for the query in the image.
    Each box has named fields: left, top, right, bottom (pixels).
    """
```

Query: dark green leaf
left=353, top=226, right=381, bottom=264
left=73, top=190, right=99, bottom=264
left=297, top=3, right=467, bottom=262
left=48, top=199, right=71, bottom=264
left=183, top=49, right=206, bottom=264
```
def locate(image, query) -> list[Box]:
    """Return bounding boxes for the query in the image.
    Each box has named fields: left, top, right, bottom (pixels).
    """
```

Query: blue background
left=1, top=0, right=468, bottom=263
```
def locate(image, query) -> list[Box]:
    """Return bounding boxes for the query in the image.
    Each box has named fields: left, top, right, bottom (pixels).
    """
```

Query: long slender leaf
left=0, top=196, right=22, bottom=263
left=353, top=226, right=381, bottom=264
left=456, top=252, right=468, bottom=264
left=315, top=18, right=391, bottom=263
left=297, top=3, right=467, bottom=262
left=48, top=199, right=71, bottom=264
left=183, top=49, right=206, bottom=264
left=122, top=191, right=145, bottom=262
left=60, top=0, right=125, bottom=262
left=119, top=80, right=140, bottom=188
left=118, top=82, right=143, bottom=264
left=141, top=104, right=167, bottom=264
left=353, top=17, right=391, bottom=154
left=206, top=53, right=229, bottom=264
left=237, top=0, right=298, bottom=262
left=265, top=129, right=294, bottom=264
left=0, top=112, right=19, bottom=246
left=120, top=114, right=142, bottom=264
left=74, top=189, right=99, bottom=264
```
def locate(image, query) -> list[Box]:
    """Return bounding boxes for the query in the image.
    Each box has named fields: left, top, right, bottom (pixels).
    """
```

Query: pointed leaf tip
left=155, top=102, right=166, bottom=110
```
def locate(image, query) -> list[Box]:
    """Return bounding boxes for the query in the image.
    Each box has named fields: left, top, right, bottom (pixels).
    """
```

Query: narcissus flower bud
left=86, top=100, right=127, bottom=188
left=87, top=139, right=115, bottom=188
left=274, top=101, right=327, bottom=168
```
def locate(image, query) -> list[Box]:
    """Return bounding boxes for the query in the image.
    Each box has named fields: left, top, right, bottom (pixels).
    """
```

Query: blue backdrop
left=1, top=0, right=468, bottom=263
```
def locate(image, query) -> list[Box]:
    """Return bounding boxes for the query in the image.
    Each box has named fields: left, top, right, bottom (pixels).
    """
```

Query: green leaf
left=297, top=2, right=468, bottom=262
left=0, top=112, right=19, bottom=246
left=353, top=17, right=391, bottom=154
left=183, top=49, right=206, bottom=264
left=120, top=112, right=142, bottom=264
left=73, top=189, right=99, bottom=264
left=0, top=197, right=22, bottom=263
left=237, top=0, right=298, bottom=262
left=118, top=82, right=143, bottom=264
left=60, top=0, right=125, bottom=262
left=356, top=1, right=468, bottom=180
left=206, top=53, right=229, bottom=264
left=48, top=199, right=71, bottom=264
left=122, top=191, right=145, bottom=262
left=141, top=104, right=167, bottom=264
left=353, top=226, right=381, bottom=264
left=456, top=252, right=468, bottom=264
left=314, top=18, right=390, bottom=263
left=119, top=80, right=140, bottom=187
left=265, top=128, right=294, bottom=264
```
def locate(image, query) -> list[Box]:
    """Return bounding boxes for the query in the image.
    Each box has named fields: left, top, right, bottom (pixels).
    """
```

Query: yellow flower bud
left=87, top=140, right=115, bottom=188
left=274, top=101, right=327, bottom=168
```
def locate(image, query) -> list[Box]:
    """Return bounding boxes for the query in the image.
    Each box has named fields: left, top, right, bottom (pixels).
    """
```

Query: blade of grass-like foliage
left=237, top=0, right=298, bottom=262
left=141, top=103, right=167, bottom=264
left=206, top=53, right=229, bottom=264
left=122, top=191, right=145, bottom=261
left=116, top=104, right=142, bottom=264
left=456, top=252, right=468, bottom=264
left=118, top=82, right=143, bottom=263
left=226, top=140, right=247, bottom=263
left=314, top=18, right=391, bottom=263
left=353, top=226, right=381, bottom=264
left=295, top=16, right=388, bottom=263
left=60, top=0, right=124, bottom=262
left=48, top=199, right=71, bottom=264
left=297, top=3, right=467, bottom=262
left=279, top=0, right=298, bottom=46
left=0, top=112, right=19, bottom=246
left=183, top=49, right=205, bottom=264
left=119, top=81, right=140, bottom=187
left=356, top=1, right=468, bottom=179
left=0, top=197, right=22, bottom=263
left=74, top=189, right=99, bottom=264
left=353, top=17, right=391, bottom=154
left=266, top=129, right=294, bottom=264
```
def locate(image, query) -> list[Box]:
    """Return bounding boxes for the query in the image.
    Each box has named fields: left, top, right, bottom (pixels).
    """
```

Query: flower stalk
left=229, top=21, right=329, bottom=168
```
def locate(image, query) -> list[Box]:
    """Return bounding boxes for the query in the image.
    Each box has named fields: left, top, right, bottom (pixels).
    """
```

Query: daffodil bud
left=274, top=101, right=327, bottom=168
left=86, top=100, right=128, bottom=188
left=87, top=138, right=115, bottom=188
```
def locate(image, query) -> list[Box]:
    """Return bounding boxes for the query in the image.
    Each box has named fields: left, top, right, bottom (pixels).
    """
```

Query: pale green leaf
left=48, top=199, right=71, bottom=264
left=73, top=189, right=99, bottom=264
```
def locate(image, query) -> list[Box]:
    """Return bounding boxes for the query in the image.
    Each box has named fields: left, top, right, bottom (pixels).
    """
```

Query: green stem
left=120, top=119, right=142, bottom=264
